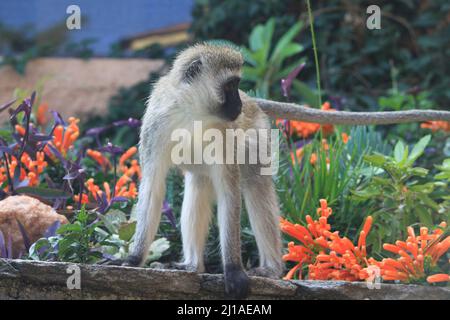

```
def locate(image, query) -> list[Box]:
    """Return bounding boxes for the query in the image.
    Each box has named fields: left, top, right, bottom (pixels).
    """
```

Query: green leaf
left=363, top=153, right=387, bottom=167
left=271, top=21, right=303, bottom=65
left=408, top=167, right=429, bottom=177
left=351, top=187, right=381, bottom=200
left=57, top=224, right=83, bottom=234
left=416, top=193, right=440, bottom=211
left=118, top=221, right=136, bottom=241
left=102, top=209, right=127, bottom=234
left=0, top=129, right=12, bottom=141
left=273, top=43, right=304, bottom=66
left=407, top=135, right=431, bottom=165
left=146, top=238, right=170, bottom=263
left=415, top=205, right=433, bottom=227
left=394, top=140, right=407, bottom=164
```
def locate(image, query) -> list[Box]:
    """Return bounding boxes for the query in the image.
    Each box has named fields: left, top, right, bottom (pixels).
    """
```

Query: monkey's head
left=171, top=44, right=244, bottom=122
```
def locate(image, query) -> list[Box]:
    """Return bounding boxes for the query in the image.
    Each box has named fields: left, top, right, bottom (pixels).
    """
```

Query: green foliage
left=352, top=135, right=450, bottom=253
left=191, top=0, right=300, bottom=46
left=191, top=0, right=450, bottom=109
left=241, top=18, right=305, bottom=99
left=29, top=206, right=170, bottom=264
left=277, top=126, right=387, bottom=234
left=29, top=207, right=106, bottom=263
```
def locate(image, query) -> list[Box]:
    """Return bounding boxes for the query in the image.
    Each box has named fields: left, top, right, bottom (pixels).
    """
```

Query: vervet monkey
left=125, top=43, right=450, bottom=299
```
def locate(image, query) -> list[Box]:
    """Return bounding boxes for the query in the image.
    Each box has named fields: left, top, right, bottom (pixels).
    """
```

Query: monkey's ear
left=183, top=58, right=202, bottom=82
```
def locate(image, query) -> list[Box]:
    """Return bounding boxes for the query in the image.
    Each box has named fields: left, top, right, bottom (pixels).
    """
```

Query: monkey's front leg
left=212, top=164, right=249, bottom=299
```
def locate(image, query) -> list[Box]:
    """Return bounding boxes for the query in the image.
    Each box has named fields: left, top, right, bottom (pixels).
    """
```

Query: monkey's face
left=220, top=76, right=242, bottom=121
left=173, top=44, right=244, bottom=122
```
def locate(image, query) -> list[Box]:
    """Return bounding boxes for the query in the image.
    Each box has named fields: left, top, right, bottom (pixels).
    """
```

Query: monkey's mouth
left=221, top=98, right=242, bottom=121
left=221, top=78, right=242, bottom=121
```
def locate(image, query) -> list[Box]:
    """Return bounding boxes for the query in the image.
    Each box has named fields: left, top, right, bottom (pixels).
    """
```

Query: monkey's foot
left=122, top=255, right=142, bottom=267
left=247, top=267, right=282, bottom=279
left=224, top=264, right=250, bottom=300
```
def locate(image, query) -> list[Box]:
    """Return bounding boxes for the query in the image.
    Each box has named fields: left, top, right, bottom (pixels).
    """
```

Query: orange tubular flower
left=341, top=133, right=350, bottom=144
left=427, top=274, right=450, bottom=283
left=379, top=222, right=449, bottom=284
left=47, top=117, right=80, bottom=158
left=277, top=102, right=335, bottom=139
left=310, top=153, right=318, bottom=165
left=15, top=124, right=26, bottom=136
left=290, top=147, right=304, bottom=163
left=36, top=103, right=49, bottom=126
left=119, top=146, right=138, bottom=169
left=86, top=149, right=111, bottom=169
left=280, top=199, right=376, bottom=281
left=421, top=121, right=450, bottom=133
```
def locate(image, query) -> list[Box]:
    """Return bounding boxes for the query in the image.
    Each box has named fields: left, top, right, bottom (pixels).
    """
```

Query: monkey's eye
left=223, top=77, right=240, bottom=91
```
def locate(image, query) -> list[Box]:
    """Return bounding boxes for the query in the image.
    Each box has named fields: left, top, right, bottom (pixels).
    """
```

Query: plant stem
left=306, top=0, right=322, bottom=108
left=3, top=154, right=14, bottom=192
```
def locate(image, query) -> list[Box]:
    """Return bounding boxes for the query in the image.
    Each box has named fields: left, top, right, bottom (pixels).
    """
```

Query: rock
left=0, top=196, right=68, bottom=257
left=0, top=260, right=448, bottom=300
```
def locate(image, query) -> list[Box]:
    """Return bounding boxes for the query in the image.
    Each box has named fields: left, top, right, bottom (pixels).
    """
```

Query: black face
left=221, top=76, right=242, bottom=121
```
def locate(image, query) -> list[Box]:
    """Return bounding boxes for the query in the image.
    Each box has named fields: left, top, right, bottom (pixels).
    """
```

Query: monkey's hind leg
left=179, top=172, right=215, bottom=273
left=212, top=164, right=250, bottom=299
left=125, top=159, right=169, bottom=267
left=242, top=171, right=283, bottom=278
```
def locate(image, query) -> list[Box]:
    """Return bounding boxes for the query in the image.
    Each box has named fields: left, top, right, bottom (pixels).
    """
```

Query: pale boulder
left=0, top=195, right=68, bottom=257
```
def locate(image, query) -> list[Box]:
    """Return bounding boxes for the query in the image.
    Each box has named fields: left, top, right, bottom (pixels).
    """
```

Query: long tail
left=255, top=98, right=450, bottom=125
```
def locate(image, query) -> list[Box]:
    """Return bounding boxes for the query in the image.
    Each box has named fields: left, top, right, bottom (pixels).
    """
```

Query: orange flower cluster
left=374, top=222, right=449, bottom=284
left=0, top=152, right=48, bottom=190
left=280, top=199, right=374, bottom=281
left=281, top=201, right=450, bottom=284
left=49, top=117, right=80, bottom=157
left=75, top=146, right=141, bottom=204
left=277, top=102, right=335, bottom=139
left=421, top=121, right=450, bottom=133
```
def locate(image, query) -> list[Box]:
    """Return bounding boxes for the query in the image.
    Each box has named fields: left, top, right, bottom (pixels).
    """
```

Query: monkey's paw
left=247, top=267, right=282, bottom=279
left=224, top=264, right=250, bottom=300
left=122, top=255, right=142, bottom=267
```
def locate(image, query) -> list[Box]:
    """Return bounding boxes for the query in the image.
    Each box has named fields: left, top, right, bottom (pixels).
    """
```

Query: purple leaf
left=7, top=234, right=12, bottom=259
left=0, top=230, right=6, bottom=258
left=0, top=99, right=16, bottom=114
left=281, top=62, right=306, bottom=99
left=16, top=219, right=31, bottom=251
left=162, top=201, right=176, bottom=228
left=44, top=221, right=61, bottom=238
left=50, top=110, right=67, bottom=127
left=85, top=126, right=109, bottom=137
left=113, top=118, right=142, bottom=128
left=110, top=196, right=128, bottom=204
left=98, top=142, right=123, bottom=156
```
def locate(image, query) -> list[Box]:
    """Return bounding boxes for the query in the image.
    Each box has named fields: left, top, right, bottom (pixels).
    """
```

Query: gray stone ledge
left=0, top=259, right=448, bottom=300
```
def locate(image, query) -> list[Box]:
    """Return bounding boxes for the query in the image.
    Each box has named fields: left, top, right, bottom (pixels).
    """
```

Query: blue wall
left=0, top=0, right=194, bottom=54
